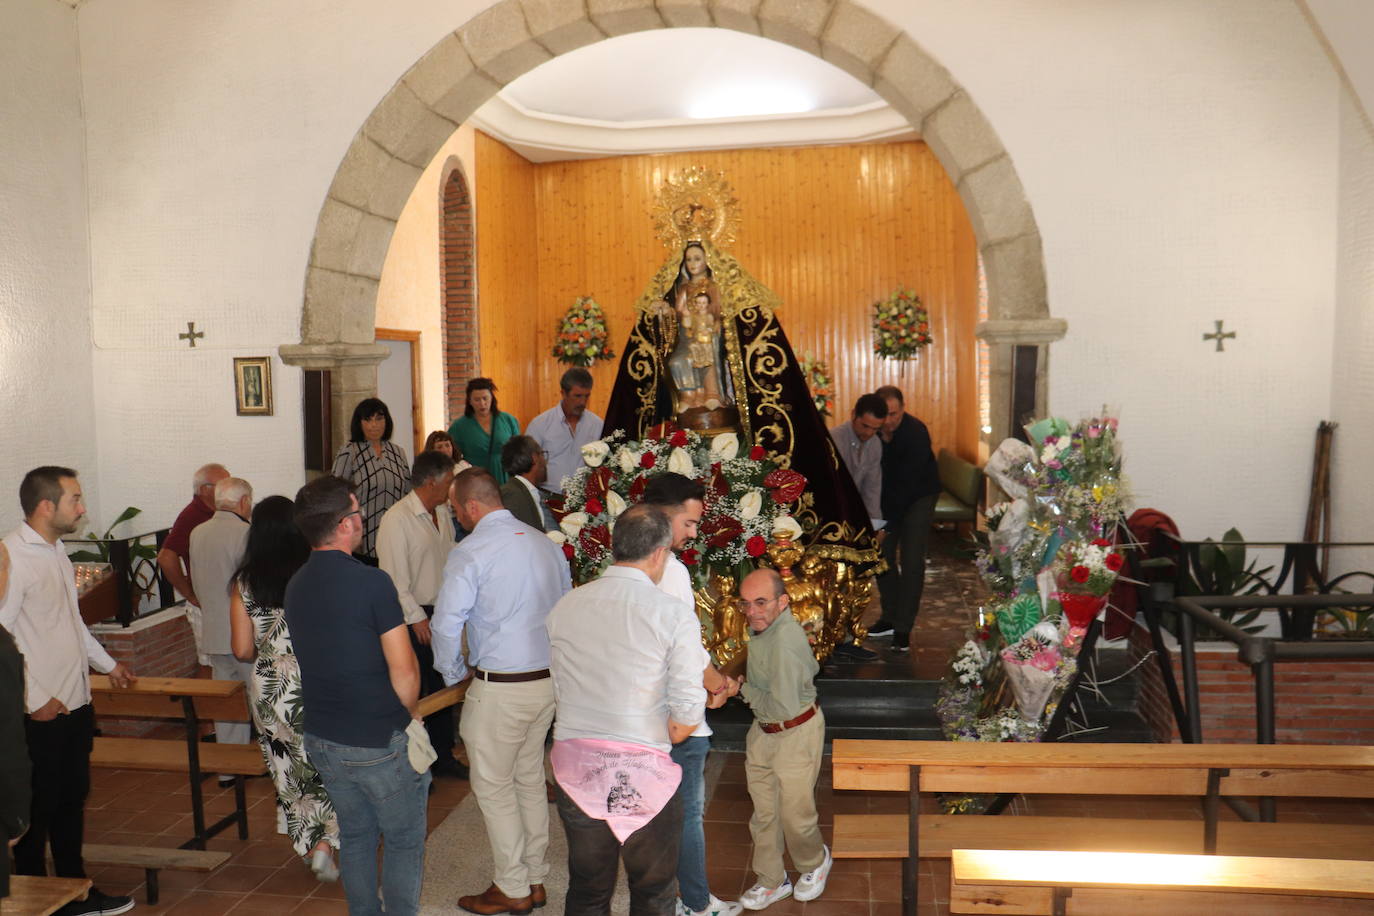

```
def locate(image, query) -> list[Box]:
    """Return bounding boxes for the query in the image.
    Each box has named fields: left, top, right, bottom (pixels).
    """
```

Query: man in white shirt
left=546, top=504, right=705, bottom=916
left=524, top=367, right=602, bottom=494
left=1, top=466, right=137, bottom=916
left=433, top=468, right=571, bottom=916
left=498, top=435, right=553, bottom=531
left=376, top=449, right=464, bottom=779
left=188, top=476, right=253, bottom=781
left=641, top=474, right=742, bottom=916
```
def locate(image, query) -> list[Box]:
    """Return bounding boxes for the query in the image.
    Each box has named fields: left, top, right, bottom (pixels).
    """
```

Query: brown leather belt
left=474, top=668, right=550, bottom=683
left=759, top=703, right=818, bottom=734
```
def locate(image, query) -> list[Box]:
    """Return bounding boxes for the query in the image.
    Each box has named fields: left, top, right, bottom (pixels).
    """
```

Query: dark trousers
left=877, top=493, right=939, bottom=634
left=14, top=704, right=94, bottom=879
left=554, top=780, right=682, bottom=916
left=412, top=606, right=455, bottom=759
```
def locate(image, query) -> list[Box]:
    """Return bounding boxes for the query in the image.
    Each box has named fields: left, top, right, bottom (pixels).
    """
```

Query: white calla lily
left=581, top=441, right=610, bottom=468
left=710, top=433, right=739, bottom=461
left=606, top=491, right=628, bottom=518
left=667, top=447, right=694, bottom=476
left=559, top=512, right=588, bottom=540
left=739, top=490, right=763, bottom=520
left=772, top=515, right=803, bottom=541
left=546, top=530, right=567, bottom=545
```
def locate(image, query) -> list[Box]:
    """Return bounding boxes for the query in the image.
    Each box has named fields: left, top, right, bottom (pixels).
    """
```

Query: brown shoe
left=530, top=884, right=547, bottom=908
left=458, top=884, right=534, bottom=915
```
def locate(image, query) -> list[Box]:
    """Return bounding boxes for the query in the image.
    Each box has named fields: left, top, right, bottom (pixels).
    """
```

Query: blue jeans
left=305, top=730, right=430, bottom=916
left=670, top=735, right=710, bottom=912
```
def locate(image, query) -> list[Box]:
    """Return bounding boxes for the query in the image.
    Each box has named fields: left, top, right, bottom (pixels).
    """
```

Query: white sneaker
left=738, top=880, right=793, bottom=910
left=794, top=845, right=833, bottom=902
left=682, top=894, right=745, bottom=916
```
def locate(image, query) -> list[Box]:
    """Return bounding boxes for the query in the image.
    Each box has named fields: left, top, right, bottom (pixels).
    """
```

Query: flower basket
left=1056, top=592, right=1107, bottom=629
left=551, top=295, right=615, bottom=367
left=871, top=288, right=932, bottom=361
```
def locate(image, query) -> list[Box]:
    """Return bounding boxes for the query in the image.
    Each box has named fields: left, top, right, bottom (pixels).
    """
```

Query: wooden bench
left=950, top=848, right=1374, bottom=915
left=934, top=448, right=981, bottom=533
left=831, top=739, right=1374, bottom=916
left=89, top=675, right=267, bottom=850
left=6, top=876, right=92, bottom=915
left=82, top=843, right=229, bottom=905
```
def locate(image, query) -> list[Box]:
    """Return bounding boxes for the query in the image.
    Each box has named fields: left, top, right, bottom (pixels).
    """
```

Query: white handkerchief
left=406, top=718, right=437, bottom=774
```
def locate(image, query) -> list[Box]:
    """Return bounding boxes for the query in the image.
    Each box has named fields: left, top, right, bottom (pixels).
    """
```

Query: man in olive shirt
left=736, top=569, right=830, bottom=911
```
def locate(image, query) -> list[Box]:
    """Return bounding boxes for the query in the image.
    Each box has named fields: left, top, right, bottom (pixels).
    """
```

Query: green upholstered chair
left=933, top=448, right=982, bottom=532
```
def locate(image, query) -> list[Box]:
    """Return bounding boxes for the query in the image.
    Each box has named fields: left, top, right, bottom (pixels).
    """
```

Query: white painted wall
left=375, top=125, right=479, bottom=436
left=1330, top=87, right=1374, bottom=575
left=1, top=0, right=1368, bottom=545
left=0, top=0, right=99, bottom=533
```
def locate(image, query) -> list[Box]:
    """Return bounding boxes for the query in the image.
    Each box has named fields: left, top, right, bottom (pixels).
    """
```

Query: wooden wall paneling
left=473, top=137, right=979, bottom=461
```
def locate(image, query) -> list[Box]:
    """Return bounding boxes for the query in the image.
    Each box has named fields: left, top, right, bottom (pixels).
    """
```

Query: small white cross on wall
left=178, top=322, right=205, bottom=348
left=1202, top=320, right=1236, bottom=352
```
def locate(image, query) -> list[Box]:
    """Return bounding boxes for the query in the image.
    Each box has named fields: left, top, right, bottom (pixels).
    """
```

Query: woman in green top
left=447, top=377, right=520, bottom=484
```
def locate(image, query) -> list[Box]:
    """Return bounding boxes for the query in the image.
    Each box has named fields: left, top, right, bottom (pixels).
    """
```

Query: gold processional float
left=585, top=167, right=883, bottom=667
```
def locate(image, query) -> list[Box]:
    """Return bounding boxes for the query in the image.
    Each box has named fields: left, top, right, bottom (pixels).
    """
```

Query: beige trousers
left=459, top=676, right=556, bottom=898
left=744, top=708, right=826, bottom=889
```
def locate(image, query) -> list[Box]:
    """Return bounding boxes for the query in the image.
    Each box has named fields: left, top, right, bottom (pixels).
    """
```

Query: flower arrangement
left=551, top=295, right=615, bottom=367
left=798, top=352, right=835, bottom=420
left=871, top=288, right=932, bottom=360
left=936, top=412, right=1131, bottom=746
left=550, top=423, right=805, bottom=586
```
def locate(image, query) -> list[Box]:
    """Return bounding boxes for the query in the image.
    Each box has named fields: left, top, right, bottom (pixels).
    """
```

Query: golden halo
left=651, top=166, right=742, bottom=250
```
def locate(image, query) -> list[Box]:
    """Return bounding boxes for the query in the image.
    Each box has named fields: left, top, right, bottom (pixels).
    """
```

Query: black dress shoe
left=832, top=642, right=879, bottom=662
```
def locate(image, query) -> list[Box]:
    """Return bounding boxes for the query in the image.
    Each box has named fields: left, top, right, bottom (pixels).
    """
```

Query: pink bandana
left=551, top=738, right=682, bottom=843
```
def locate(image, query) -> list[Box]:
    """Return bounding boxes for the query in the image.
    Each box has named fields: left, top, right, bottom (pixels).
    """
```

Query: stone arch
left=439, top=157, right=479, bottom=421
left=280, top=0, right=1062, bottom=446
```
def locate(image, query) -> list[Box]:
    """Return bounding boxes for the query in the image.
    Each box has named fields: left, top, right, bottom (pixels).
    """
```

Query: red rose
left=562, top=543, right=575, bottom=560
left=640, top=451, right=656, bottom=469
left=1092, top=538, right=1112, bottom=548
left=746, top=536, right=767, bottom=558
left=681, top=548, right=699, bottom=566
left=763, top=468, right=807, bottom=504
left=584, top=497, right=604, bottom=516
left=1070, top=565, right=1091, bottom=583
left=749, top=445, right=766, bottom=461
left=1104, top=553, right=1124, bottom=572
left=670, top=430, right=688, bottom=448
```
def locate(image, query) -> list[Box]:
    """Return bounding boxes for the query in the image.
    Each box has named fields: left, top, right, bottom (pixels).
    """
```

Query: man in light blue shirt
left=432, top=468, right=571, bottom=915
left=524, top=367, right=603, bottom=494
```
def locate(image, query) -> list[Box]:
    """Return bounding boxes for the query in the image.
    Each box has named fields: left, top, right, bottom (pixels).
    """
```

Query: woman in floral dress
left=229, top=495, right=340, bottom=879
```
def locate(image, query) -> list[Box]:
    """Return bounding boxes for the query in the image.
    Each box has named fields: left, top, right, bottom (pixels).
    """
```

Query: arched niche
left=280, top=0, right=1062, bottom=448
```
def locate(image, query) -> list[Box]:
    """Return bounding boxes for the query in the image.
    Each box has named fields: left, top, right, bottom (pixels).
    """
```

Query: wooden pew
left=830, top=739, right=1374, bottom=916
left=89, top=675, right=267, bottom=851
left=5, top=876, right=92, bottom=915
left=950, top=848, right=1374, bottom=915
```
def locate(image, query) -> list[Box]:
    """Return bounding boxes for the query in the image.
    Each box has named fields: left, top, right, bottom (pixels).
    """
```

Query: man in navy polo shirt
left=287, top=476, right=428, bottom=916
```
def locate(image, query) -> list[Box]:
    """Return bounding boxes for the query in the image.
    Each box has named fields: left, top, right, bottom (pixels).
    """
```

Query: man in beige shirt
left=736, top=568, right=830, bottom=911
left=376, top=448, right=464, bottom=778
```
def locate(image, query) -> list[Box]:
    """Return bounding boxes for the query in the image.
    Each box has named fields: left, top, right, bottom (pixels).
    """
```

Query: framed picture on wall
left=234, top=356, right=273, bottom=416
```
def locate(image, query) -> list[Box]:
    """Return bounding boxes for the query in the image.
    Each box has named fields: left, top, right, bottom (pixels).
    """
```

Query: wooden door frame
left=375, top=328, right=424, bottom=459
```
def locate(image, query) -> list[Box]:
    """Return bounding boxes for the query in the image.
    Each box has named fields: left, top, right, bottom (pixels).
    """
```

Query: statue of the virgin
left=601, top=168, right=880, bottom=569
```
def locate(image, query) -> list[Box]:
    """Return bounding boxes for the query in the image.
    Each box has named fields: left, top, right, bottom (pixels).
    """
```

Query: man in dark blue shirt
left=287, top=476, right=428, bottom=916
left=870, top=386, right=942, bottom=652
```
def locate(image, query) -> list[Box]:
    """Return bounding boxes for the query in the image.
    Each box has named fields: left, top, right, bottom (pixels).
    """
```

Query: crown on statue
left=651, top=166, right=742, bottom=250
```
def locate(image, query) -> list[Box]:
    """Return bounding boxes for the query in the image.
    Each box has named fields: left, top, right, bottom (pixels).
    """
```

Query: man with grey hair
left=499, top=435, right=552, bottom=531
left=189, top=476, right=253, bottom=783
left=546, top=504, right=705, bottom=915
left=525, top=367, right=601, bottom=494
left=157, top=462, right=229, bottom=664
